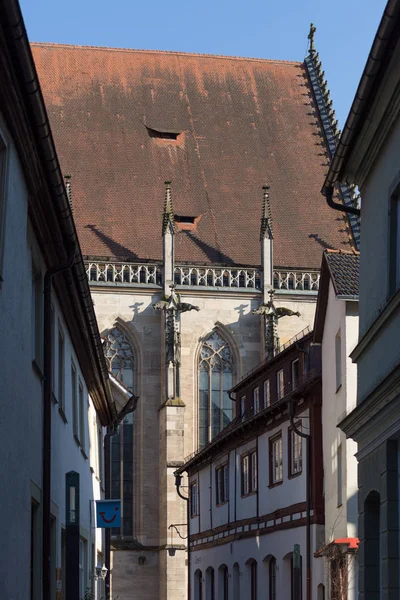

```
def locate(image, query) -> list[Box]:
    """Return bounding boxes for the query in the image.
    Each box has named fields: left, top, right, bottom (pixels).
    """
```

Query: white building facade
left=177, top=329, right=326, bottom=600
left=0, top=3, right=115, bottom=599
left=313, top=250, right=359, bottom=600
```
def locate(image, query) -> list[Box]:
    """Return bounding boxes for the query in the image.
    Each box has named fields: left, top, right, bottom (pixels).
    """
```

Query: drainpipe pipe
left=175, top=473, right=191, bottom=600
left=323, top=186, right=360, bottom=216
left=43, top=245, right=76, bottom=600
left=289, top=400, right=311, bottom=600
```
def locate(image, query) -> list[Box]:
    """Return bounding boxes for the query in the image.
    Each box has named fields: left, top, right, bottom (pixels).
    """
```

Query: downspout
left=323, top=186, right=360, bottom=216
left=289, top=401, right=311, bottom=600
left=43, top=245, right=76, bottom=600
left=175, top=473, right=191, bottom=600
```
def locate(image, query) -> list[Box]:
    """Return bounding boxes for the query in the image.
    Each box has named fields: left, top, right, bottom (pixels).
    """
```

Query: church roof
left=31, top=43, right=354, bottom=268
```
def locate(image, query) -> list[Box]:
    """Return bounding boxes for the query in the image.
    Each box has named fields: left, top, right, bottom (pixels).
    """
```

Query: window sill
left=32, top=359, right=44, bottom=380
left=190, top=514, right=199, bottom=519
left=288, top=471, right=302, bottom=480
left=216, top=500, right=228, bottom=507
left=268, top=481, right=283, bottom=489
left=58, top=406, right=67, bottom=423
left=241, top=490, right=257, bottom=498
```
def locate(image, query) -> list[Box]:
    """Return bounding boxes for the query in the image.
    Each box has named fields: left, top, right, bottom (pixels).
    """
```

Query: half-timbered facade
left=177, top=329, right=325, bottom=600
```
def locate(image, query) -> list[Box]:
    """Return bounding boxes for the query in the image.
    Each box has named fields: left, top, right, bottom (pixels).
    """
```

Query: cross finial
left=308, top=23, right=316, bottom=54
left=162, top=180, right=175, bottom=235
left=260, top=184, right=273, bottom=240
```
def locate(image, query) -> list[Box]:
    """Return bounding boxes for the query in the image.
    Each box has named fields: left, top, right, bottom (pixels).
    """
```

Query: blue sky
left=20, top=0, right=386, bottom=127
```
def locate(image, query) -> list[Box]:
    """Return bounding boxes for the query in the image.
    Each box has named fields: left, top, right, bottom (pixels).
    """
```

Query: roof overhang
left=314, top=537, right=359, bottom=558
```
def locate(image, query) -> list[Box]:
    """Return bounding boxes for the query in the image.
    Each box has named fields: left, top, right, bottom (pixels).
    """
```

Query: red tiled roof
left=31, top=44, right=354, bottom=268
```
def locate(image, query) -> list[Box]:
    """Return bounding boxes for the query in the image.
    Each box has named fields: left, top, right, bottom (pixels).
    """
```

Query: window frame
left=291, top=359, right=300, bottom=390
left=288, top=425, right=303, bottom=478
left=78, top=380, right=86, bottom=455
left=263, top=379, right=270, bottom=408
left=31, top=261, right=43, bottom=371
left=269, top=556, right=277, bottom=600
left=190, top=480, right=199, bottom=517
left=240, top=395, right=246, bottom=420
left=241, top=450, right=257, bottom=496
left=253, top=387, right=260, bottom=414
left=269, top=432, right=283, bottom=487
left=215, top=463, right=229, bottom=506
left=277, top=369, right=284, bottom=400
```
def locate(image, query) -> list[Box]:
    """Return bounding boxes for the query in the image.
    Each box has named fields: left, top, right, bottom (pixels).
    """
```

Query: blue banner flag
left=96, top=500, right=121, bottom=528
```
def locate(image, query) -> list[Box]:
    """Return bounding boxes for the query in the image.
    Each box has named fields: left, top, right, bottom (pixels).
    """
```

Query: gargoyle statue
left=275, top=307, right=300, bottom=318
left=177, top=302, right=200, bottom=313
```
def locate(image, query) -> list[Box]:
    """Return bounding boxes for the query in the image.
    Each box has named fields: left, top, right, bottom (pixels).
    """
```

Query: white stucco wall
left=0, top=114, right=105, bottom=600
left=320, top=281, right=358, bottom=599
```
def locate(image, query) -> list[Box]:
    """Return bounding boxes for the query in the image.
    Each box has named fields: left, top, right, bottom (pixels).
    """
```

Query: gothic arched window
left=104, top=327, right=134, bottom=392
left=199, top=331, right=233, bottom=447
left=103, top=326, right=135, bottom=537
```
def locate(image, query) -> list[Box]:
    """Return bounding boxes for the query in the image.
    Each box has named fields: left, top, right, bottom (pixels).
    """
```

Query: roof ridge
left=324, top=248, right=360, bottom=255
left=30, top=42, right=302, bottom=65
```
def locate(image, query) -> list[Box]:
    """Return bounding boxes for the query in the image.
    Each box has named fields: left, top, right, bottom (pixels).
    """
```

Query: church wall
left=90, top=285, right=318, bottom=600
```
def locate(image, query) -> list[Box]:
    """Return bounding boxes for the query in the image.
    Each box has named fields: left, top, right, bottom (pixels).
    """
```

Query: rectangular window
left=291, top=359, right=300, bottom=390
left=216, top=464, right=228, bottom=505
left=241, top=450, right=257, bottom=495
left=79, top=382, right=85, bottom=452
left=270, top=433, right=283, bottom=485
left=71, top=362, right=78, bottom=439
left=253, top=387, right=259, bottom=414
left=50, top=305, right=55, bottom=395
left=31, top=262, right=43, bottom=368
left=277, top=369, right=284, bottom=400
left=263, top=379, right=270, bottom=408
left=240, top=395, right=246, bottom=420
left=289, top=427, right=303, bottom=476
left=251, top=560, right=257, bottom=600
left=389, top=190, right=400, bottom=295
left=190, top=481, right=198, bottom=517
left=58, top=324, right=65, bottom=413
left=0, top=131, right=8, bottom=283
left=335, top=329, right=342, bottom=391
left=337, top=443, right=342, bottom=507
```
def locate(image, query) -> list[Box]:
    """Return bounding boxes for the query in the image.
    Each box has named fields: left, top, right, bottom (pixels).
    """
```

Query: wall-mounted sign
left=96, top=500, right=121, bottom=528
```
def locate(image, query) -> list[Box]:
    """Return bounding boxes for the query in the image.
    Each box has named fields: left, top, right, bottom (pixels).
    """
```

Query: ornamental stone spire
left=260, top=184, right=273, bottom=303
left=162, top=180, right=175, bottom=296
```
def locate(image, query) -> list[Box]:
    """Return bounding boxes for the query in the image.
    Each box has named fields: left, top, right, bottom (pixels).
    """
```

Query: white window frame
left=190, top=481, right=198, bottom=517
left=253, top=387, right=259, bottom=414
left=290, top=427, right=303, bottom=476
left=240, top=395, right=246, bottom=419
left=291, top=359, right=300, bottom=390
left=270, top=434, right=283, bottom=485
left=242, top=450, right=257, bottom=495
left=216, top=463, right=228, bottom=505
left=263, top=379, right=270, bottom=408
left=277, top=369, right=284, bottom=400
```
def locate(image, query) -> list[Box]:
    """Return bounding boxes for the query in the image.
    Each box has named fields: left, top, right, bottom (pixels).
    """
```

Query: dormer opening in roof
left=162, top=181, right=175, bottom=295
left=260, top=184, right=274, bottom=303
left=146, top=125, right=183, bottom=145
left=305, top=23, right=361, bottom=249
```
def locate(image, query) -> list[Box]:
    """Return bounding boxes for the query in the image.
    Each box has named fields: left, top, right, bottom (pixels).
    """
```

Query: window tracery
left=103, top=327, right=134, bottom=392
left=198, top=331, right=233, bottom=447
